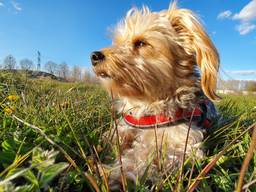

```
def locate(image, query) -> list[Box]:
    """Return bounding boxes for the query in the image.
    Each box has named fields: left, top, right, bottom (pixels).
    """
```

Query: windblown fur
left=91, top=2, right=219, bottom=189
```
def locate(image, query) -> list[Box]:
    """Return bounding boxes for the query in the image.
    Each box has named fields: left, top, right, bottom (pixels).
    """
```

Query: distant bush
left=246, top=81, right=256, bottom=92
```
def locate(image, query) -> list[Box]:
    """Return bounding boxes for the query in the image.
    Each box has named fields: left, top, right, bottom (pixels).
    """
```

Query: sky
left=0, top=0, right=255, bottom=81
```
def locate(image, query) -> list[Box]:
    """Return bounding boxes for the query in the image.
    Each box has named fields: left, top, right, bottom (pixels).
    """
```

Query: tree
left=58, top=62, right=69, bottom=79
left=20, top=59, right=34, bottom=71
left=246, top=81, right=256, bottom=92
left=82, top=70, right=91, bottom=83
left=44, top=61, right=58, bottom=75
left=82, top=70, right=98, bottom=83
left=71, top=65, right=82, bottom=82
left=3, top=55, right=16, bottom=70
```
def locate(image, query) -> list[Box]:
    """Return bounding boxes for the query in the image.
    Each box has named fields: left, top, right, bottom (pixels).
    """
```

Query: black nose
left=91, top=51, right=105, bottom=66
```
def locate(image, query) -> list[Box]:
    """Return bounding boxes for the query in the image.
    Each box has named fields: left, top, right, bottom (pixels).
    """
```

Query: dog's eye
left=133, top=40, right=146, bottom=49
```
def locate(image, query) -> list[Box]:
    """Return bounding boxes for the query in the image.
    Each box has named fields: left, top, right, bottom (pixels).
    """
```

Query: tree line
left=1, top=54, right=254, bottom=90
left=217, top=78, right=256, bottom=92
left=0, top=54, right=97, bottom=83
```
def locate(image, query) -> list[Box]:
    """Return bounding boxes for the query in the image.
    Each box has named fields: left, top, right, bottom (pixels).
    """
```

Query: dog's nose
left=91, top=51, right=105, bottom=66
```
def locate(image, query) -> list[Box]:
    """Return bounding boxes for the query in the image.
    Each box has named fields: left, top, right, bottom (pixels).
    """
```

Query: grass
left=0, top=71, right=256, bottom=191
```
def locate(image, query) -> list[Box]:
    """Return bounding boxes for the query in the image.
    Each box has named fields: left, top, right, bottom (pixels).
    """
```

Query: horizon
left=0, top=0, right=255, bottom=81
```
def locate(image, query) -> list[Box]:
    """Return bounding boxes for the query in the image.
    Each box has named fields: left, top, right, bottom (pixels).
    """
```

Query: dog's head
left=91, top=3, right=219, bottom=103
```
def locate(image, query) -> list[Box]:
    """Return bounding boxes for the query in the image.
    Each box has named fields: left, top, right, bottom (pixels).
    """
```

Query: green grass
left=0, top=71, right=256, bottom=191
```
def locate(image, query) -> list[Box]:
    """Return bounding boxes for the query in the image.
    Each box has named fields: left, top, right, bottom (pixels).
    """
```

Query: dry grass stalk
left=236, top=125, right=256, bottom=192
left=188, top=122, right=256, bottom=192
left=110, top=90, right=127, bottom=191
left=175, top=107, right=196, bottom=192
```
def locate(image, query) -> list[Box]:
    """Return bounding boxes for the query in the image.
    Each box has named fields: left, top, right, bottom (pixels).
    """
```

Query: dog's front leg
left=113, top=123, right=138, bottom=151
left=103, top=120, right=138, bottom=151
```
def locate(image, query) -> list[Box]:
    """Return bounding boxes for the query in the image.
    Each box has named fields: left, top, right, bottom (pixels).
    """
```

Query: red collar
left=123, top=103, right=212, bottom=129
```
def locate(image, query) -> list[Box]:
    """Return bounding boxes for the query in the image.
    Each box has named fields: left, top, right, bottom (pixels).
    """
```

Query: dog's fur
left=91, top=2, right=219, bottom=188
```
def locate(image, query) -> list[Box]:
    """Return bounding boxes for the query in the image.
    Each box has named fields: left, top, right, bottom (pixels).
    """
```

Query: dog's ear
left=167, top=3, right=220, bottom=100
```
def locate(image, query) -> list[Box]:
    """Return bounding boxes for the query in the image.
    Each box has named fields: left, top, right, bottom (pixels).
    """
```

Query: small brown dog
left=91, top=2, right=219, bottom=189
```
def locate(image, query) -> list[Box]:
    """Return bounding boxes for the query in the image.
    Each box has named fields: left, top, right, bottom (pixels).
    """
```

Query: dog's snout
left=91, top=51, right=105, bottom=66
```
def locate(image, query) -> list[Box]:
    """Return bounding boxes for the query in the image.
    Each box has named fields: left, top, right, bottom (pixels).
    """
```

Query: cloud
left=233, top=0, right=256, bottom=21
left=218, top=1, right=256, bottom=35
left=11, top=1, right=22, bottom=12
left=0, top=2, right=4, bottom=7
left=236, top=22, right=256, bottom=35
left=217, top=10, right=232, bottom=19
left=233, top=0, right=256, bottom=35
left=211, top=31, right=217, bottom=36
left=226, top=70, right=256, bottom=75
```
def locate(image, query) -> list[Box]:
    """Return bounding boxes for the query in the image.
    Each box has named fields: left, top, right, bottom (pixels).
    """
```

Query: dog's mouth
left=94, top=70, right=111, bottom=79
left=99, top=72, right=111, bottom=78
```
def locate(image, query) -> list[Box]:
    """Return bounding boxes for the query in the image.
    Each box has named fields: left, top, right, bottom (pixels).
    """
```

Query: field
left=0, top=71, right=256, bottom=192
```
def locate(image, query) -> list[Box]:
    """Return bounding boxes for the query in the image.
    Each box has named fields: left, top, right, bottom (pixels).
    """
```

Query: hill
left=0, top=69, right=64, bottom=81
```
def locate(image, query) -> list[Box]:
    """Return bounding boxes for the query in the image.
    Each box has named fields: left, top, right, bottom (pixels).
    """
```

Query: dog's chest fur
left=113, top=97, right=214, bottom=171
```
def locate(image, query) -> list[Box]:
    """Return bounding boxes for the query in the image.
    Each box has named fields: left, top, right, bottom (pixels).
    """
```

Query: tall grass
left=0, top=71, right=255, bottom=191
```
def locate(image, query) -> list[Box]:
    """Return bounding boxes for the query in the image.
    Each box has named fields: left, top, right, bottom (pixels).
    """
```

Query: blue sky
left=0, top=0, right=255, bottom=80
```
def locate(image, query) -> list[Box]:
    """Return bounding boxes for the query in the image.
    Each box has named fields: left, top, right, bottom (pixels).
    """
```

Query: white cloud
left=233, top=0, right=256, bottom=35
left=217, top=10, right=232, bottom=19
left=218, top=1, right=256, bottom=35
left=11, top=1, right=22, bottom=12
left=233, top=0, right=256, bottom=21
left=0, top=2, right=4, bottom=7
left=226, top=70, right=256, bottom=75
left=236, top=22, right=256, bottom=35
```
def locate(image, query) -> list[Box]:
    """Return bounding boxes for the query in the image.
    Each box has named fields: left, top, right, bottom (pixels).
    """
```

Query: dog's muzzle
left=91, top=51, right=105, bottom=66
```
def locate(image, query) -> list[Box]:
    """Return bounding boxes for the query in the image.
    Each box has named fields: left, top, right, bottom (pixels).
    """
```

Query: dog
left=91, top=2, right=219, bottom=189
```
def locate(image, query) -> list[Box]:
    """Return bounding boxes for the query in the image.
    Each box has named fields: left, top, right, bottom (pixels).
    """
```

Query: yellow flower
left=87, top=156, right=94, bottom=169
left=7, top=95, right=19, bottom=102
left=4, top=107, right=13, bottom=114
left=96, top=144, right=103, bottom=153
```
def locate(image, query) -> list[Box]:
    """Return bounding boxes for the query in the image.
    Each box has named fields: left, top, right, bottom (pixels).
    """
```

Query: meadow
left=0, top=71, right=255, bottom=192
